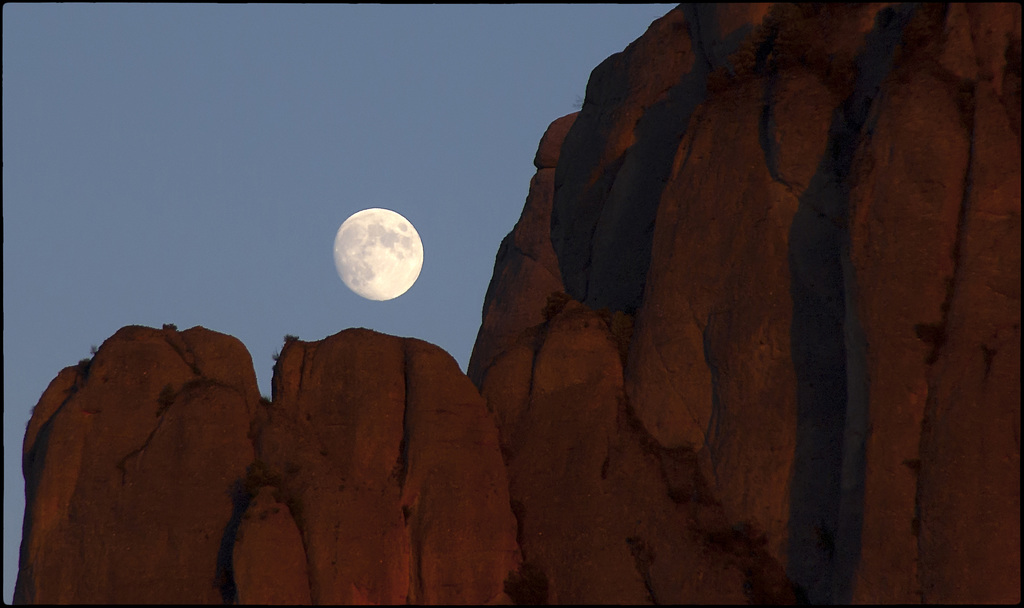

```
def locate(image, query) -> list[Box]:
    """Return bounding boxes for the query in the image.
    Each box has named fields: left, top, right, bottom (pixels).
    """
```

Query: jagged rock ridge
left=16, top=327, right=517, bottom=604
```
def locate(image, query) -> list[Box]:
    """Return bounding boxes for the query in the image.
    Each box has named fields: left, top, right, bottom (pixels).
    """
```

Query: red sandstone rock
left=403, top=338, right=519, bottom=603
left=468, top=114, right=575, bottom=387
left=845, top=5, right=1020, bottom=603
left=486, top=3, right=1018, bottom=604
left=251, top=329, right=517, bottom=604
left=551, top=7, right=696, bottom=313
left=913, top=14, right=1021, bottom=600
left=18, top=325, right=519, bottom=605
left=624, top=8, right=853, bottom=579
left=533, top=112, right=577, bottom=170
left=233, top=486, right=312, bottom=604
left=482, top=300, right=794, bottom=604
left=15, top=325, right=257, bottom=604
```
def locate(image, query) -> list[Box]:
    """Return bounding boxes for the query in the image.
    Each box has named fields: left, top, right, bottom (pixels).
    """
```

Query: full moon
left=333, top=208, right=424, bottom=301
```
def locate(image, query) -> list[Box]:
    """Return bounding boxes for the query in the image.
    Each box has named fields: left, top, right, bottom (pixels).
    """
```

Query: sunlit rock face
left=16, top=326, right=518, bottom=605
left=252, top=329, right=518, bottom=605
left=15, top=325, right=258, bottom=604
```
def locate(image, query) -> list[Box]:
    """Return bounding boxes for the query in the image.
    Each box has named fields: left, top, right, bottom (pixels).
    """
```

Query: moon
left=333, top=208, right=423, bottom=301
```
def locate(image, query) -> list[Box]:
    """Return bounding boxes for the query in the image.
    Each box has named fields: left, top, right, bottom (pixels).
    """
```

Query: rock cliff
left=17, top=3, right=1020, bottom=604
left=16, top=327, right=517, bottom=605
left=16, top=326, right=259, bottom=604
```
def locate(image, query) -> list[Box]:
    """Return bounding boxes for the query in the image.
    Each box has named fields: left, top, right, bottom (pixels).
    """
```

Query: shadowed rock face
left=17, top=3, right=1020, bottom=605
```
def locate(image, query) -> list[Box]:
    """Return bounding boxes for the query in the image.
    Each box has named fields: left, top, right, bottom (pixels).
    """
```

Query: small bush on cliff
left=243, top=459, right=284, bottom=498
left=542, top=291, right=573, bottom=321
left=77, top=358, right=92, bottom=374
left=156, top=384, right=176, bottom=417
left=242, top=460, right=307, bottom=528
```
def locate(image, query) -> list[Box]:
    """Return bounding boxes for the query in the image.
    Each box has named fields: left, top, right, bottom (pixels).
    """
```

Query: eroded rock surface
left=15, top=325, right=258, bottom=604
left=16, top=327, right=519, bottom=605
left=233, top=486, right=311, bottom=605
left=485, top=2, right=1019, bottom=604
left=249, top=329, right=518, bottom=605
left=482, top=299, right=794, bottom=604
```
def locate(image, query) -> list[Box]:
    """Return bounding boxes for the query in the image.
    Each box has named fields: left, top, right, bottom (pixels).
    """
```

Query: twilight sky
left=2, top=3, right=674, bottom=600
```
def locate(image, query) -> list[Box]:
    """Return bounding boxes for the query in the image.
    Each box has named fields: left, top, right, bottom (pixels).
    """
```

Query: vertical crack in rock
left=909, top=77, right=975, bottom=370
left=397, top=343, right=412, bottom=491
left=680, top=5, right=713, bottom=73
left=161, top=325, right=201, bottom=376
left=755, top=26, right=792, bottom=189
left=399, top=341, right=420, bottom=603
left=701, top=315, right=724, bottom=485
left=759, top=88, right=784, bottom=185
left=215, top=478, right=251, bottom=603
left=501, top=325, right=549, bottom=605
left=786, top=4, right=915, bottom=603
left=116, top=410, right=170, bottom=487
left=651, top=327, right=711, bottom=447
left=503, top=499, right=549, bottom=605
left=915, top=79, right=977, bottom=604
left=625, top=536, right=657, bottom=604
left=930, top=84, right=976, bottom=367
left=265, top=350, right=316, bottom=603
left=1001, top=35, right=1022, bottom=144
left=524, top=320, right=545, bottom=436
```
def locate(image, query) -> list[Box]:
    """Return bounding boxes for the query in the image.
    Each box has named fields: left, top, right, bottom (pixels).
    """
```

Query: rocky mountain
left=16, top=4, right=1020, bottom=604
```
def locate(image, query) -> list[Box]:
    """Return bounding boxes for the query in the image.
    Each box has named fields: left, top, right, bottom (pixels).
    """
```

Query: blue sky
left=2, top=4, right=673, bottom=600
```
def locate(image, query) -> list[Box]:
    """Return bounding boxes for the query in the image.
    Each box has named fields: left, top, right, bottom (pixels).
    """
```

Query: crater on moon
left=333, top=208, right=423, bottom=301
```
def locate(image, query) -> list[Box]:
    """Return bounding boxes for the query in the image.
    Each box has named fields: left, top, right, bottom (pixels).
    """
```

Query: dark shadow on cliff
left=551, top=8, right=712, bottom=314
left=503, top=561, right=549, bottom=605
left=14, top=411, right=57, bottom=604
left=786, top=166, right=850, bottom=604
left=13, top=370, right=85, bottom=604
left=786, top=4, right=915, bottom=603
left=214, top=478, right=252, bottom=603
